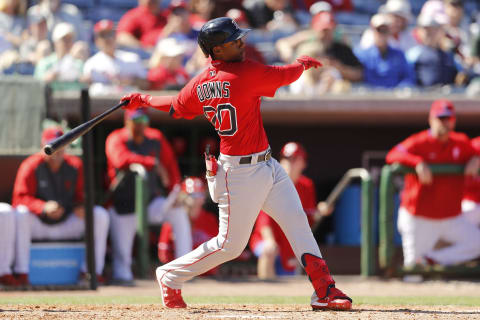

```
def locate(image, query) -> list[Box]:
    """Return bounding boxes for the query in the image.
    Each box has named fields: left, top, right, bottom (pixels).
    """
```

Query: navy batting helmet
left=198, top=17, right=251, bottom=58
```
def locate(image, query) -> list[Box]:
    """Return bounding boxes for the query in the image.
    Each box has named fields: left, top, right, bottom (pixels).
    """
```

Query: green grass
left=1, top=295, right=479, bottom=307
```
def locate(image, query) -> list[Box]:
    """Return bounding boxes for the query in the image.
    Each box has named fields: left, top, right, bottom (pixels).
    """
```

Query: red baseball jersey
left=386, top=130, right=476, bottom=219
left=249, top=175, right=317, bottom=271
left=171, top=59, right=304, bottom=155
left=463, top=137, right=480, bottom=203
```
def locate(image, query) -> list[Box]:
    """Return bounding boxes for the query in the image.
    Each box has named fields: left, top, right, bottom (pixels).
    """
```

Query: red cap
left=429, top=99, right=456, bottom=118
left=94, top=19, right=114, bottom=34
left=311, top=12, right=336, bottom=31
left=280, top=142, right=307, bottom=160
left=181, top=177, right=206, bottom=196
left=226, top=8, right=248, bottom=24
left=41, top=127, right=63, bottom=146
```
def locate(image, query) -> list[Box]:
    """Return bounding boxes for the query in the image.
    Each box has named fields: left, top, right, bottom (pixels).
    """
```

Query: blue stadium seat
left=352, top=0, right=381, bottom=15
left=335, top=12, right=372, bottom=26
left=98, top=0, right=137, bottom=9
left=86, top=6, right=128, bottom=23
left=62, top=0, right=95, bottom=9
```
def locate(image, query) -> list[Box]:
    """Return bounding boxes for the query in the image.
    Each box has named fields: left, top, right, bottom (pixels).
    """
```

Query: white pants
left=158, top=150, right=321, bottom=289
left=461, top=200, right=480, bottom=226
left=15, top=205, right=110, bottom=275
left=397, top=207, right=480, bottom=267
left=0, top=203, right=15, bottom=276
left=109, top=196, right=192, bottom=281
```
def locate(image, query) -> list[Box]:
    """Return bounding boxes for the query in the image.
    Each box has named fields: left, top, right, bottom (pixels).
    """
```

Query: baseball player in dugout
left=386, top=99, right=480, bottom=269
left=121, top=17, right=352, bottom=310
left=462, top=136, right=480, bottom=227
left=10, top=127, right=110, bottom=286
left=249, top=142, right=334, bottom=280
left=105, top=108, right=192, bottom=285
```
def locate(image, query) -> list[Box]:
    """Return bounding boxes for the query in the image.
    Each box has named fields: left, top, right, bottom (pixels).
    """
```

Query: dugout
left=1, top=87, right=480, bottom=276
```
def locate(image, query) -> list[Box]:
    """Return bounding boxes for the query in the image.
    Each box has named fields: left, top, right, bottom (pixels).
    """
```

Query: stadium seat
left=62, top=0, right=95, bottom=9
left=98, top=0, right=137, bottom=9
left=351, top=0, right=381, bottom=15
left=86, top=6, right=128, bottom=23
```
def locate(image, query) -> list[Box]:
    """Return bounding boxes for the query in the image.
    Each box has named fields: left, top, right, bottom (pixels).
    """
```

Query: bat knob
left=44, top=144, right=53, bottom=155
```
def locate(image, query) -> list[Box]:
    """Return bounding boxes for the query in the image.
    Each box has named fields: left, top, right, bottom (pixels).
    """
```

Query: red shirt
left=117, top=6, right=167, bottom=48
left=12, top=153, right=83, bottom=217
left=386, top=130, right=476, bottom=219
left=464, top=137, right=480, bottom=203
left=148, top=66, right=190, bottom=90
left=105, top=127, right=180, bottom=191
left=249, top=175, right=317, bottom=271
left=171, top=59, right=304, bottom=155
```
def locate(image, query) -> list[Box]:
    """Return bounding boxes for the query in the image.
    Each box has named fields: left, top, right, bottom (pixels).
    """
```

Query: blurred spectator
left=70, top=40, right=88, bottom=62
left=13, top=127, right=110, bottom=285
left=188, top=0, right=215, bottom=32
left=386, top=99, right=480, bottom=268
left=243, top=0, right=298, bottom=32
left=0, top=203, right=17, bottom=286
left=83, top=20, right=148, bottom=96
left=309, top=1, right=331, bottom=15
left=0, top=0, right=27, bottom=49
left=290, top=41, right=349, bottom=95
left=290, top=0, right=352, bottom=12
left=148, top=37, right=189, bottom=90
left=276, top=11, right=363, bottom=82
left=406, top=14, right=459, bottom=87
left=116, top=0, right=167, bottom=49
left=158, top=0, right=197, bottom=60
left=360, top=0, right=417, bottom=52
left=19, top=13, right=51, bottom=65
left=27, top=0, right=87, bottom=42
left=105, top=109, right=191, bottom=285
left=249, top=142, right=333, bottom=279
left=34, top=22, right=83, bottom=87
left=354, top=13, right=415, bottom=88
left=442, top=0, right=469, bottom=63
left=462, top=136, right=480, bottom=226
left=157, top=177, right=219, bottom=276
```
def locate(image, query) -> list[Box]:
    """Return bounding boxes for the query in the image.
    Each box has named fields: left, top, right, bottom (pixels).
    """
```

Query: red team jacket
left=12, top=153, right=84, bottom=224
left=249, top=175, right=317, bottom=272
left=386, top=130, right=477, bottom=219
left=170, top=59, right=304, bottom=155
left=463, top=137, right=480, bottom=203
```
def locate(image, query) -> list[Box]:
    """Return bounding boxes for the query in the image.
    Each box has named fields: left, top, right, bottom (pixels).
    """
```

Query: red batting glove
left=120, top=93, right=152, bottom=110
left=296, top=56, right=322, bottom=70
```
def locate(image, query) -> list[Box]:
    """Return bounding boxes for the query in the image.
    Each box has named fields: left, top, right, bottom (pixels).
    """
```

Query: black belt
left=239, top=150, right=272, bottom=164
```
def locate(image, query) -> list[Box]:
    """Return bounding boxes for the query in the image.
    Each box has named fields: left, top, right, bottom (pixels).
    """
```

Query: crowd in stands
left=1, top=0, right=480, bottom=95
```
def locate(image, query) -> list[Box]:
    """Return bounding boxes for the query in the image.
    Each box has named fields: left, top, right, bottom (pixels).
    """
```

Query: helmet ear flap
left=199, top=40, right=210, bottom=58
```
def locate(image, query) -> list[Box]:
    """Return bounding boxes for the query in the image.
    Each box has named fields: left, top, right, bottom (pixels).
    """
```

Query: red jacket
left=463, top=137, right=480, bottom=203
left=12, top=153, right=83, bottom=223
left=386, top=130, right=476, bottom=219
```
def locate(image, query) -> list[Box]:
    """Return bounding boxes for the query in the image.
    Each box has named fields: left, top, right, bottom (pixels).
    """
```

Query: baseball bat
left=43, top=100, right=129, bottom=155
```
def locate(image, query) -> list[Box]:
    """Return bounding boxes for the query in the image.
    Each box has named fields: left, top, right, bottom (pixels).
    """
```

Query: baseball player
left=249, top=142, right=332, bottom=279
left=120, top=17, right=352, bottom=310
left=105, top=109, right=192, bottom=285
left=13, top=127, right=110, bottom=284
left=386, top=99, right=480, bottom=268
left=0, top=202, right=18, bottom=286
left=158, top=177, right=219, bottom=276
left=462, top=136, right=480, bottom=226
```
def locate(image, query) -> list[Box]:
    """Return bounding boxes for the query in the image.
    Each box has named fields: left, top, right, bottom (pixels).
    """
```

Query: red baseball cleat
left=15, top=273, right=29, bottom=286
left=310, top=285, right=352, bottom=311
left=0, top=274, right=20, bottom=286
left=157, top=269, right=187, bottom=309
left=302, top=253, right=352, bottom=311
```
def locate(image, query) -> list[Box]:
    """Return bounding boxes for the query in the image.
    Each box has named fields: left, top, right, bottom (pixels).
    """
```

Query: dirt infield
left=1, top=276, right=480, bottom=319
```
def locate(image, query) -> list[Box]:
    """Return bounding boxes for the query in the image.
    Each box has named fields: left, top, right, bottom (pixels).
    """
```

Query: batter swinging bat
left=43, top=100, right=129, bottom=155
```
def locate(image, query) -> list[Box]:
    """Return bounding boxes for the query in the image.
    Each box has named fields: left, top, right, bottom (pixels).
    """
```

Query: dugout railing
left=379, top=163, right=480, bottom=277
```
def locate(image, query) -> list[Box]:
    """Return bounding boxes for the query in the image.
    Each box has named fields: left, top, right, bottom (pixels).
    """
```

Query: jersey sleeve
left=386, top=134, right=424, bottom=167
left=105, top=131, right=156, bottom=170
left=12, top=158, right=45, bottom=215
left=171, top=79, right=203, bottom=119
left=248, top=60, right=304, bottom=97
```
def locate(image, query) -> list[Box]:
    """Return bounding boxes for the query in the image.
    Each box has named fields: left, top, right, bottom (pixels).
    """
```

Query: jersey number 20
left=203, top=103, right=238, bottom=136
